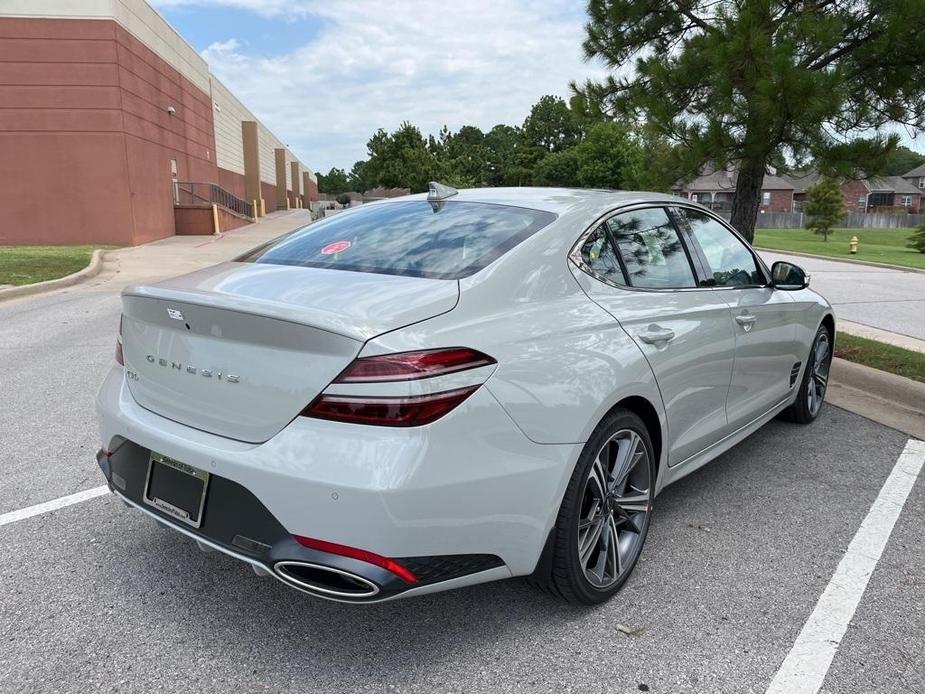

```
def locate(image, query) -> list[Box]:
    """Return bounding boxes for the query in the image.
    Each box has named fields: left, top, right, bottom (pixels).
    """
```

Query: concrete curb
left=0, top=248, right=108, bottom=302
left=828, top=357, right=925, bottom=440
left=755, top=246, right=925, bottom=274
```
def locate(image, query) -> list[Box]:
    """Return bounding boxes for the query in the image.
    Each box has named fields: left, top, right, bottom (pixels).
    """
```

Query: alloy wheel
left=577, top=429, right=652, bottom=589
left=807, top=332, right=831, bottom=416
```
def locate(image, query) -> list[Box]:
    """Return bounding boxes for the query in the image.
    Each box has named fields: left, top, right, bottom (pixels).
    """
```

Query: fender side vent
left=790, top=362, right=802, bottom=388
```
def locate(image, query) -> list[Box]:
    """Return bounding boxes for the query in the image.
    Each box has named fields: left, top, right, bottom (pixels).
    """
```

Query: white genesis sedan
left=96, top=184, right=834, bottom=604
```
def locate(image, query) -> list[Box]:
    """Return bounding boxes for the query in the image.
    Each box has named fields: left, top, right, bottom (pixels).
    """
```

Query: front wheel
left=533, top=409, right=655, bottom=605
left=782, top=325, right=832, bottom=424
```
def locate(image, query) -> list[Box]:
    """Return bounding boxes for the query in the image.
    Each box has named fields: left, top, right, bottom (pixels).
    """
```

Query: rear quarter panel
left=363, top=214, right=666, bottom=449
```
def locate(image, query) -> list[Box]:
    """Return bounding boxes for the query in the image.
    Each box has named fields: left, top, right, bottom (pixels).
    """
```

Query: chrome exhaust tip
left=273, top=561, right=380, bottom=599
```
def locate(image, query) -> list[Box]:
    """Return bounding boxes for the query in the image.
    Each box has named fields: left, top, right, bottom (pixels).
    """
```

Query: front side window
left=901, top=195, right=912, bottom=207
left=239, top=201, right=556, bottom=280
left=761, top=191, right=771, bottom=205
left=679, top=208, right=763, bottom=287
left=606, top=208, right=697, bottom=289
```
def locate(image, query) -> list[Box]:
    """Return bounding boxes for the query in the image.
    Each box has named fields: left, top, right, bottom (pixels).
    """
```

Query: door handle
left=638, top=326, right=676, bottom=345
left=735, top=314, right=757, bottom=332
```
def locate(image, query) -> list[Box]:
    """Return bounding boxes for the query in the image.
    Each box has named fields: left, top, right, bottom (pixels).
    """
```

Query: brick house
left=844, top=176, right=922, bottom=213
left=673, top=169, right=795, bottom=213
left=901, top=163, right=925, bottom=195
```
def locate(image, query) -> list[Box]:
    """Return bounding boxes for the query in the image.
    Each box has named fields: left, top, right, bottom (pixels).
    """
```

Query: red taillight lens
left=302, top=386, right=478, bottom=427
left=293, top=535, right=418, bottom=584
left=115, top=315, right=124, bottom=365
left=334, top=347, right=495, bottom=383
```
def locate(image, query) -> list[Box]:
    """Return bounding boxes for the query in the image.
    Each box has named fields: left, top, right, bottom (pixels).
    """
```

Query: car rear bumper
left=95, top=366, right=581, bottom=600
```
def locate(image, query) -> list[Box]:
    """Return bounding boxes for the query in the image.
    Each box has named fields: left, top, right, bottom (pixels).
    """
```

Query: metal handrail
left=175, top=182, right=254, bottom=218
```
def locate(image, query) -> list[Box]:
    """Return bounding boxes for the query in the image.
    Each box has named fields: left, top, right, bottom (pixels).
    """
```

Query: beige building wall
left=210, top=77, right=248, bottom=176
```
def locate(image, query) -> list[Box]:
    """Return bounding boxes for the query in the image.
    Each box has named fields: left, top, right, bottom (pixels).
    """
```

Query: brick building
left=672, top=169, right=796, bottom=213
left=0, top=0, right=318, bottom=246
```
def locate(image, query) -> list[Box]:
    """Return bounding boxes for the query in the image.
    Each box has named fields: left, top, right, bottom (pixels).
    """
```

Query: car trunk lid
left=120, top=263, right=459, bottom=443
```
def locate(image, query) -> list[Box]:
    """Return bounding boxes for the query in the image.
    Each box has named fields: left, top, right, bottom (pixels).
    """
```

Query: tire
left=531, top=408, right=655, bottom=605
left=781, top=324, right=833, bottom=424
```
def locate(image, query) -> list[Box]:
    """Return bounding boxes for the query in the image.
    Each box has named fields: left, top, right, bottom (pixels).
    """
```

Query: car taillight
left=303, top=386, right=479, bottom=427
left=301, top=347, right=495, bottom=427
left=115, top=315, right=124, bottom=365
left=333, top=347, right=495, bottom=382
left=293, top=535, right=418, bottom=584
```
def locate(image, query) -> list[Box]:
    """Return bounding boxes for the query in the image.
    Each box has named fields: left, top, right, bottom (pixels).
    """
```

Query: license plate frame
left=142, top=451, right=210, bottom=528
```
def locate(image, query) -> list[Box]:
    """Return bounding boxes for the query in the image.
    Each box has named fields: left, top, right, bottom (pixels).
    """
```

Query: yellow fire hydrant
left=849, top=235, right=859, bottom=254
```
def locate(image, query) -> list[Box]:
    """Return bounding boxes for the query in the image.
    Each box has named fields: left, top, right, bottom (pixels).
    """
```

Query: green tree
left=443, top=125, right=488, bottom=187
left=578, top=0, right=925, bottom=242
left=908, top=222, right=925, bottom=254
left=347, top=160, right=369, bottom=193
left=534, top=122, right=642, bottom=189
left=805, top=178, right=847, bottom=241
left=318, top=167, right=350, bottom=194
left=363, top=122, right=443, bottom=193
left=523, top=95, right=582, bottom=154
left=882, top=146, right=925, bottom=176
left=483, top=124, right=533, bottom=186
left=534, top=148, right=581, bottom=187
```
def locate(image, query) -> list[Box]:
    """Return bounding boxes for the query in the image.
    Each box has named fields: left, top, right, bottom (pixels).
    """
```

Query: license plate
left=142, top=452, right=210, bottom=528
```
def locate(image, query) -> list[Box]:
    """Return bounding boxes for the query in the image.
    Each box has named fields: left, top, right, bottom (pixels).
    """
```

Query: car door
left=674, top=207, right=804, bottom=430
left=576, top=206, right=736, bottom=466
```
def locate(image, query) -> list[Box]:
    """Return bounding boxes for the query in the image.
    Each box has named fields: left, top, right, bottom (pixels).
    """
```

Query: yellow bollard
left=849, top=235, right=859, bottom=254
left=252, top=199, right=258, bottom=221
left=260, top=199, right=266, bottom=216
left=211, top=203, right=220, bottom=235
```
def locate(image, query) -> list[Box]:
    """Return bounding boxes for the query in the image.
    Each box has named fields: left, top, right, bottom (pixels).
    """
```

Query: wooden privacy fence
left=714, top=212, right=925, bottom=229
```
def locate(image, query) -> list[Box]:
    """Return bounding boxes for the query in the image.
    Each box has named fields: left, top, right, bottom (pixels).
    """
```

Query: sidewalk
left=90, top=209, right=313, bottom=291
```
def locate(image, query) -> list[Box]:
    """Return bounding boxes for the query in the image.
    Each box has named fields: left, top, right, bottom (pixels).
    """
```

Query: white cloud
left=153, top=0, right=608, bottom=171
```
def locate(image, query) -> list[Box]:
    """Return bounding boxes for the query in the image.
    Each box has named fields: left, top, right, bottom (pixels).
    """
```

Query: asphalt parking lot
left=2, top=272, right=924, bottom=693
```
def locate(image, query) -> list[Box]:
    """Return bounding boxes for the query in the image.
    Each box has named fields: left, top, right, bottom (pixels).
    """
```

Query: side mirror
left=771, top=261, right=809, bottom=290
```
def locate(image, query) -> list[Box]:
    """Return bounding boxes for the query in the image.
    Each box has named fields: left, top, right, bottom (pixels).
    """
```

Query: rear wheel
left=533, top=409, right=655, bottom=605
left=782, top=324, right=832, bottom=424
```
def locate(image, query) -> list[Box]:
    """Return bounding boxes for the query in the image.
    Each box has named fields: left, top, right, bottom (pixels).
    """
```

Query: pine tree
left=578, top=0, right=925, bottom=242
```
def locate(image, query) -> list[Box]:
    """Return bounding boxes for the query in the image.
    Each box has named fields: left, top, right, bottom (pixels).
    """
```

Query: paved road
left=759, top=251, right=925, bottom=342
left=0, top=218, right=923, bottom=693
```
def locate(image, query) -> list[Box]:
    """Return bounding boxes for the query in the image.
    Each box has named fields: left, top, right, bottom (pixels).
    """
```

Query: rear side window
left=238, top=201, right=556, bottom=280
left=607, top=208, right=697, bottom=289
left=580, top=225, right=625, bottom=284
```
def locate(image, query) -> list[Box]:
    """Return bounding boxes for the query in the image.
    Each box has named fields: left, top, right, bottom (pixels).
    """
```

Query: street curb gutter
left=754, top=246, right=925, bottom=274
left=0, top=248, right=107, bottom=302
left=828, top=357, right=925, bottom=440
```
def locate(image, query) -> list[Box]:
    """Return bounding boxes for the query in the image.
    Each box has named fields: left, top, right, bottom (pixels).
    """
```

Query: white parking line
left=0, top=485, right=110, bottom=528
left=766, top=438, right=925, bottom=694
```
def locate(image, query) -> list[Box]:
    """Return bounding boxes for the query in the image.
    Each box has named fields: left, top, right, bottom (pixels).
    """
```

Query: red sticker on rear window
left=321, top=240, right=352, bottom=255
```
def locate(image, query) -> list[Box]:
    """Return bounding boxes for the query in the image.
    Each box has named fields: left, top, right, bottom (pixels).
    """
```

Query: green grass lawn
left=0, top=246, right=111, bottom=286
left=754, top=227, right=925, bottom=270
left=835, top=332, right=925, bottom=383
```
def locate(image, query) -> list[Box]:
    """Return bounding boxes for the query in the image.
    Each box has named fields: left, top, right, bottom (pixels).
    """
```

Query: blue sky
left=156, top=4, right=326, bottom=57
left=151, top=0, right=600, bottom=173
left=151, top=0, right=923, bottom=175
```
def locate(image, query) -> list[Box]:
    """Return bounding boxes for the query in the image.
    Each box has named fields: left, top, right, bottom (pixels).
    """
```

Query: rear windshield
left=238, top=200, right=556, bottom=280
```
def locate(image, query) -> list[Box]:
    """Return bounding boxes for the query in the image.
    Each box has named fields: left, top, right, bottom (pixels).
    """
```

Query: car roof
left=394, top=187, right=691, bottom=217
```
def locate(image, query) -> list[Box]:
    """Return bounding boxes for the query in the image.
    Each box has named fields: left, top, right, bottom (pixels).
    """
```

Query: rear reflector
left=293, top=535, right=418, bottom=584
left=334, top=347, right=495, bottom=383
left=115, top=315, right=124, bottom=365
left=302, top=386, right=478, bottom=427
